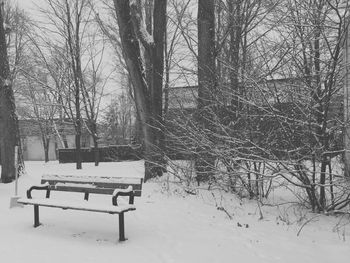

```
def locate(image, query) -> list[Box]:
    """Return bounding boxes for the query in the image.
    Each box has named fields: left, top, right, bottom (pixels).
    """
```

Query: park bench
left=17, top=174, right=143, bottom=241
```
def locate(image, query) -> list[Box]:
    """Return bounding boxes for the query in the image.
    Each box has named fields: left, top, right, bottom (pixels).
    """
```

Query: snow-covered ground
left=0, top=161, right=350, bottom=263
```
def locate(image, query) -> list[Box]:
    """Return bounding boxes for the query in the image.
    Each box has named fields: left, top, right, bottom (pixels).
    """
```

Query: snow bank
left=0, top=161, right=349, bottom=263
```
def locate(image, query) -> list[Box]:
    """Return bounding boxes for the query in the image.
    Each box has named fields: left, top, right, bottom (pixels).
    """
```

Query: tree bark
left=196, top=0, right=217, bottom=183
left=75, top=129, right=82, bottom=169
left=0, top=3, right=22, bottom=183
left=228, top=0, right=242, bottom=112
left=43, top=137, right=50, bottom=163
left=344, top=16, right=350, bottom=178
left=89, top=121, right=99, bottom=166
left=113, top=0, right=166, bottom=181
left=93, top=136, right=99, bottom=166
left=64, top=0, right=84, bottom=170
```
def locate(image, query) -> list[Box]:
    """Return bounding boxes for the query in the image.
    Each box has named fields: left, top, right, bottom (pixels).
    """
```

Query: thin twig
left=297, top=215, right=321, bottom=237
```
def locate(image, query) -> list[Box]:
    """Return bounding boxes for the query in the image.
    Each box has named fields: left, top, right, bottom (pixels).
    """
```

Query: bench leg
left=34, top=205, right=40, bottom=227
left=84, top=192, right=89, bottom=201
left=118, top=213, right=126, bottom=241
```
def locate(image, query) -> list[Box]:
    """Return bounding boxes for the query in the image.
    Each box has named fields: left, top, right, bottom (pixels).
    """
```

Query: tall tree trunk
left=151, top=0, right=167, bottom=173
left=75, top=79, right=82, bottom=169
left=228, top=0, right=242, bottom=112
left=135, top=111, right=143, bottom=145
left=313, top=5, right=327, bottom=210
left=63, top=0, right=83, bottom=170
left=0, top=3, right=22, bottom=183
left=195, top=0, right=217, bottom=183
left=344, top=16, right=350, bottom=178
left=164, top=17, right=170, bottom=116
left=113, top=0, right=166, bottom=181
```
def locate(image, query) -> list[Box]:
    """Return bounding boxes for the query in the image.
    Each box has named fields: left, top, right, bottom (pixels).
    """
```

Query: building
left=19, top=119, right=92, bottom=161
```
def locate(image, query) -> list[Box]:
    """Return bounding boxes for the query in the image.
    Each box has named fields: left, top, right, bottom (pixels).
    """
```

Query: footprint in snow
left=72, top=232, right=86, bottom=238
left=237, top=222, right=249, bottom=228
left=96, top=238, right=109, bottom=243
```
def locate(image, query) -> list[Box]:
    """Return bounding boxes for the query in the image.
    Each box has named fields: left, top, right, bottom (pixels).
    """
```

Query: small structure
left=18, top=119, right=92, bottom=161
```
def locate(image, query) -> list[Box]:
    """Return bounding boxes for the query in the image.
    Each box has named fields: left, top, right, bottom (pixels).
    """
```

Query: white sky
left=16, top=0, right=44, bottom=14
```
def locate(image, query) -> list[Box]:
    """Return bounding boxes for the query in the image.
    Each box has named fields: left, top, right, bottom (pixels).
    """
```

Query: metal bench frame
left=18, top=175, right=143, bottom=242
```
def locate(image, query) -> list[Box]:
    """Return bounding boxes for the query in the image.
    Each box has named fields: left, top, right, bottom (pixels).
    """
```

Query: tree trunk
left=44, top=138, right=50, bottom=163
left=164, top=18, right=170, bottom=116
left=113, top=0, right=166, bottom=181
left=151, top=0, right=167, bottom=174
left=75, top=127, right=82, bottom=169
left=228, top=0, right=242, bottom=112
left=196, top=0, right=217, bottom=183
left=344, top=16, right=350, bottom=178
left=0, top=4, right=22, bottom=183
left=93, top=135, right=99, bottom=166
left=132, top=111, right=142, bottom=145
left=63, top=0, right=83, bottom=170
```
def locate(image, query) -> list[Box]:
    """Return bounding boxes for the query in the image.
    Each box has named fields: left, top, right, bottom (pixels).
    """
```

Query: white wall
left=23, top=134, right=94, bottom=161
left=23, top=136, right=57, bottom=161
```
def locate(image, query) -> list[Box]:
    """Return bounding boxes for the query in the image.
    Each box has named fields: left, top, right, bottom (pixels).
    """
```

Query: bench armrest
left=27, top=183, right=51, bottom=199
left=112, top=186, right=134, bottom=206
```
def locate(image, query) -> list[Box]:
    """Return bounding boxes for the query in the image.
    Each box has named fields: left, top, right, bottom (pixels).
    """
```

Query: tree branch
left=129, top=0, right=154, bottom=51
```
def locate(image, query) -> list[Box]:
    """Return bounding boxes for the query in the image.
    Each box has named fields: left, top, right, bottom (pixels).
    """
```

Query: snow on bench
left=41, top=174, right=142, bottom=185
left=17, top=198, right=136, bottom=214
left=17, top=174, right=143, bottom=242
left=41, top=174, right=143, bottom=197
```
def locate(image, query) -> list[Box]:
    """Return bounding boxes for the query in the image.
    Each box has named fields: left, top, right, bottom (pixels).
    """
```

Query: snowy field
left=1, top=161, right=350, bottom=263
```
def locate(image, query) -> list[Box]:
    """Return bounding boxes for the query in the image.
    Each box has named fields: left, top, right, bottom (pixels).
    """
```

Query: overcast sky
left=16, top=0, right=47, bottom=21
left=16, top=0, right=40, bottom=11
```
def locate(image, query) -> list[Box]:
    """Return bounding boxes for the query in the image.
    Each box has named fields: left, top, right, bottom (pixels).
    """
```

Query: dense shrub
left=58, top=145, right=143, bottom=163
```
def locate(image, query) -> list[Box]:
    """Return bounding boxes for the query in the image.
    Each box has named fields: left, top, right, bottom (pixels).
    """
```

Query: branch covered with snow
left=129, top=0, right=154, bottom=51
left=0, top=76, right=11, bottom=86
left=3, top=22, right=11, bottom=33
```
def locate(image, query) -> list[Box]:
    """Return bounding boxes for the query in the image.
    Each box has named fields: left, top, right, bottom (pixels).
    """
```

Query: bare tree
left=112, top=0, right=167, bottom=181
left=163, top=0, right=350, bottom=214
left=102, top=89, right=135, bottom=145
left=266, top=0, right=349, bottom=211
left=81, top=33, right=109, bottom=166
left=34, top=0, right=100, bottom=169
left=17, top=67, right=58, bottom=163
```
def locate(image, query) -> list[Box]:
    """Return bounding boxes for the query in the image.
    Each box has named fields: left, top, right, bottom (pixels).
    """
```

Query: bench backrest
left=41, top=174, right=143, bottom=197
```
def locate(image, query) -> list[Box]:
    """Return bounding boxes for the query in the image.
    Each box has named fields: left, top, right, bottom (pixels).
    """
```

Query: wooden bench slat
left=40, top=174, right=143, bottom=197
left=45, top=181, right=143, bottom=191
left=41, top=174, right=143, bottom=185
left=51, top=185, right=142, bottom=196
left=17, top=198, right=136, bottom=214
